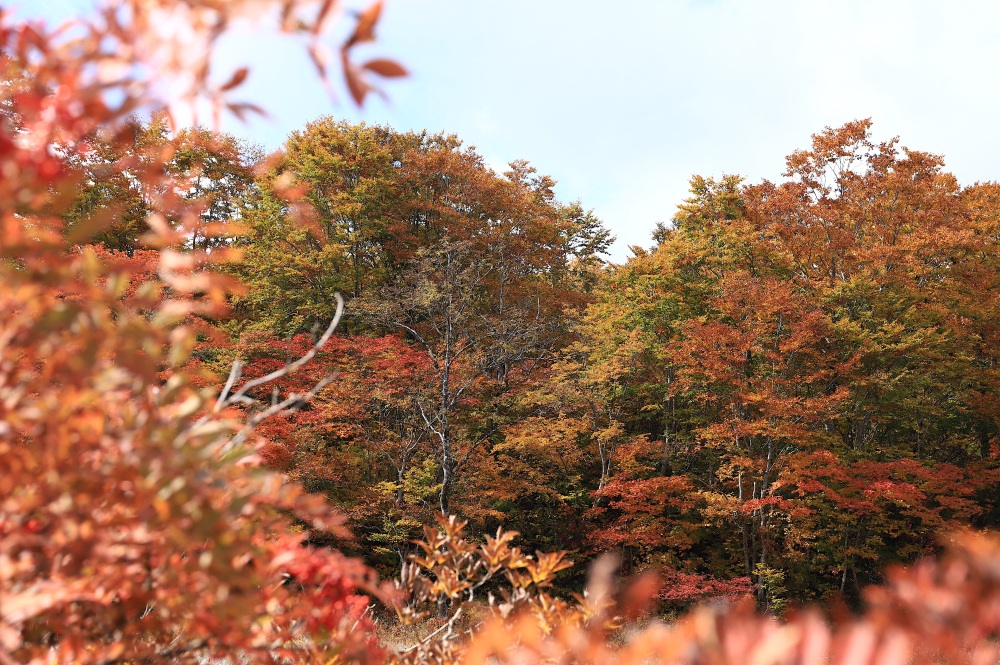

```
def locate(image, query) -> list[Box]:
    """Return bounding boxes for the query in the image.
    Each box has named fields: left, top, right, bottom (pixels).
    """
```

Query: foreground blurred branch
left=205, top=292, right=344, bottom=450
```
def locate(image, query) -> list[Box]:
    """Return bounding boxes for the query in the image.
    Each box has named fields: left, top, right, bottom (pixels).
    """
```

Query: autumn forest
left=66, top=113, right=1000, bottom=609
left=4, top=3, right=1000, bottom=664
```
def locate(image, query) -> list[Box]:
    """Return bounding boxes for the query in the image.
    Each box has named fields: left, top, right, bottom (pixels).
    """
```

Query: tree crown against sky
left=21, top=0, right=1000, bottom=260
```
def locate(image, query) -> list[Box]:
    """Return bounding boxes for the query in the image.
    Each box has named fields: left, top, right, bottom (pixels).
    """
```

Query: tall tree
left=358, top=160, right=611, bottom=515
left=232, top=121, right=466, bottom=334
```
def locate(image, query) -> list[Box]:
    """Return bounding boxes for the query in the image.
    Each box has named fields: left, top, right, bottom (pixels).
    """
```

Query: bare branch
left=228, top=374, right=336, bottom=450
left=214, top=358, right=242, bottom=411
left=224, top=292, right=344, bottom=408
left=401, top=607, right=463, bottom=653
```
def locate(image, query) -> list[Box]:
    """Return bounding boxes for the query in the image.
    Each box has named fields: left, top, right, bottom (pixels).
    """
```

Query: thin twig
left=214, top=358, right=243, bottom=411
left=401, top=607, right=463, bottom=653
left=210, top=293, right=345, bottom=454
left=225, top=293, right=344, bottom=407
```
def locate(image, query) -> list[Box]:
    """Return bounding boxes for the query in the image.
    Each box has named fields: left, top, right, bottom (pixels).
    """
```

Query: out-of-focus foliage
left=473, top=531, right=1000, bottom=665
left=0, top=1, right=402, bottom=662
left=61, top=117, right=259, bottom=255
left=389, top=520, right=1000, bottom=665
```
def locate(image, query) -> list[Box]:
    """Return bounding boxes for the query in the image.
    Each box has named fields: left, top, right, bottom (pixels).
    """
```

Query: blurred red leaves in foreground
left=391, top=519, right=1000, bottom=665
left=0, top=1, right=402, bottom=662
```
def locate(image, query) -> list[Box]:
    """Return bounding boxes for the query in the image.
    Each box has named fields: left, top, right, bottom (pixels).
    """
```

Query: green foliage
left=752, top=563, right=787, bottom=615
left=572, top=120, right=1000, bottom=604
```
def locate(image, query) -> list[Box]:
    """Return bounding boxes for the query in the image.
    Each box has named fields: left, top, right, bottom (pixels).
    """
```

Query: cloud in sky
left=18, top=0, right=1000, bottom=260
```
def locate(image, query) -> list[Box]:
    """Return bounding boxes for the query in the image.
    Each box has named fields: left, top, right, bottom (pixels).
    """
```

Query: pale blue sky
left=16, top=0, right=1000, bottom=260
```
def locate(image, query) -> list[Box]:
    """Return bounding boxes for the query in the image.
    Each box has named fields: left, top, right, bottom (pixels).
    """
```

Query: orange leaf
left=309, top=42, right=330, bottom=79
left=342, top=56, right=369, bottom=105
left=219, top=66, right=249, bottom=91
left=362, top=58, right=408, bottom=78
left=227, top=102, right=267, bottom=122
left=345, top=0, right=383, bottom=48
left=313, top=0, right=340, bottom=35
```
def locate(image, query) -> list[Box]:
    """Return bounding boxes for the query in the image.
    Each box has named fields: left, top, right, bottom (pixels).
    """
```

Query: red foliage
left=0, top=2, right=398, bottom=662
left=658, top=570, right=753, bottom=606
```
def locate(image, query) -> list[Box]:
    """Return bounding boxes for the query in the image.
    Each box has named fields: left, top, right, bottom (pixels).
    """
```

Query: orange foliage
left=0, top=1, right=401, bottom=662
left=4, top=0, right=1000, bottom=664
left=396, top=522, right=1000, bottom=665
